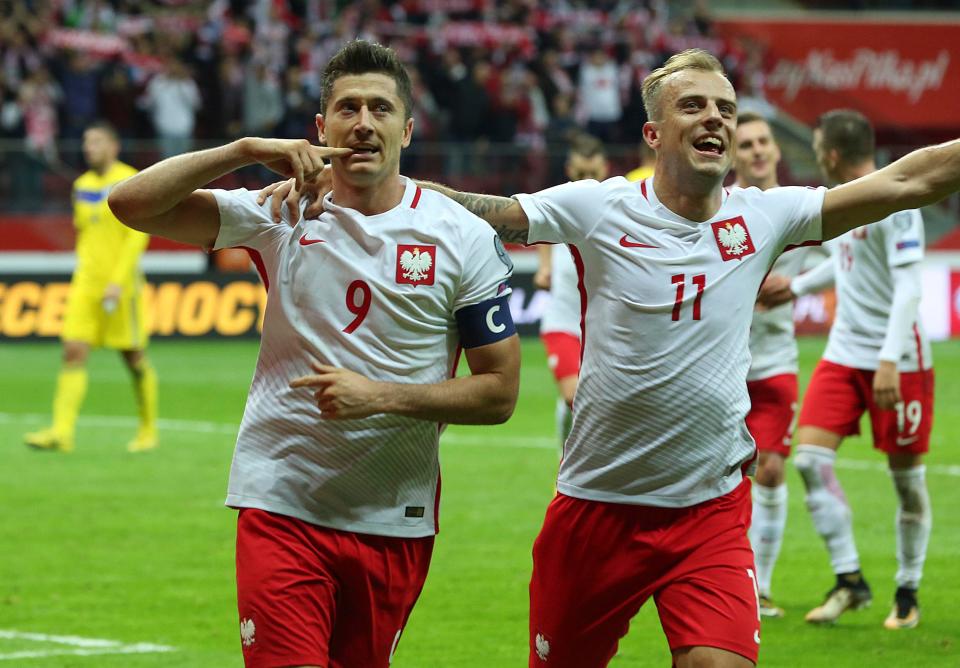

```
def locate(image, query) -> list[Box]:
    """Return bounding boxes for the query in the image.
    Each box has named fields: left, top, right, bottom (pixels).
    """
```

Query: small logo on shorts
left=754, top=629, right=761, bottom=644
left=240, top=618, right=256, bottom=647
left=535, top=632, right=551, bottom=661
left=405, top=506, right=425, bottom=518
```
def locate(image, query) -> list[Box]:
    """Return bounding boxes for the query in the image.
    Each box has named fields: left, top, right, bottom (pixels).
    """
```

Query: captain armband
left=455, top=294, right=516, bottom=348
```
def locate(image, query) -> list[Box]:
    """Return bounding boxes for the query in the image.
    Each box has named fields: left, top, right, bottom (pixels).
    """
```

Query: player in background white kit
left=534, top=134, right=610, bottom=446
left=732, top=112, right=820, bottom=618
left=419, top=50, right=960, bottom=668
left=760, top=110, right=933, bottom=631
left=108, top=41, right=520, bottom=668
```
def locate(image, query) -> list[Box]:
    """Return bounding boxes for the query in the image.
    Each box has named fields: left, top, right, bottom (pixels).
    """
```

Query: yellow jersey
left=72, top=161, right=148, bottom=289
left=624, top=165, right=655, bottom=182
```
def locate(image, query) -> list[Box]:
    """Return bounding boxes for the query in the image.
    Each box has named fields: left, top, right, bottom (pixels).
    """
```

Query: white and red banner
left=716, top=17, right=960, bottom=130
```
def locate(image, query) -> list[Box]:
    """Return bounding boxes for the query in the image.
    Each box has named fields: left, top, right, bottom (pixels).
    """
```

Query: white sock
left=750, top=482, right=787, bottom=596
left=891, top=466, right=931, bottom=590
left=794, top=445, right=860, bottom=574
left=555, top=398, right=572, bottom=448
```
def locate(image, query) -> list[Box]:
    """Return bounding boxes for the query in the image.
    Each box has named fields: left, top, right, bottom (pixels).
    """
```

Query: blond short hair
left=642, top=49, right=726, bottom=120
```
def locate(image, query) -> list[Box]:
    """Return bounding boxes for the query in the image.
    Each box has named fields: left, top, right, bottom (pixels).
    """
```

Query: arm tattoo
left=419, top=180, right=529, bottom=243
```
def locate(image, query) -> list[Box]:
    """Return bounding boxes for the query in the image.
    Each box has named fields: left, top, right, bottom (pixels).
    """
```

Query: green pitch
left=0, top=338, right=957, bottom=667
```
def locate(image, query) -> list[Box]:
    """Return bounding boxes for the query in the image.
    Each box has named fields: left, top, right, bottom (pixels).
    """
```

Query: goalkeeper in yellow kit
left=25, top=122, right=158, bottom=453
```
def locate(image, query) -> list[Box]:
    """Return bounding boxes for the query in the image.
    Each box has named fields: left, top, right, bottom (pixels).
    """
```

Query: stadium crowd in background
left=0, top=0, right=759, bottom=206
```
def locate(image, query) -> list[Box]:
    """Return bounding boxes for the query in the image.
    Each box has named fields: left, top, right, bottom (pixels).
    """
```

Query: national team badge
left=711, top=216, right=756, bottom=261
left=396, top=244, right=436, bottom=285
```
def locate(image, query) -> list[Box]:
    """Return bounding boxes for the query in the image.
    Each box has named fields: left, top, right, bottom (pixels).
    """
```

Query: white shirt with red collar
left=516, top=178, right=825, bottom=507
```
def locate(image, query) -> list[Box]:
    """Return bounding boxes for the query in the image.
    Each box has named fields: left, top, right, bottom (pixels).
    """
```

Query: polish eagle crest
left=718, top=221, right=749, bottom=255
left=400, top=246, right=433, bottom=282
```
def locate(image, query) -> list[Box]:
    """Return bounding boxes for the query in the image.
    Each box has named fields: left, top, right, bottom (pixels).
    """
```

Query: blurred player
left=534, top=134, right=609, bottom=446
left=732, top=112, right=818, bottom=617
left=109, top=40, right=520, bottom=668
left=759, top=110, right=933, bottom=630
left=624, top=140, right=655, bottom=182
left=24, top=121, right=157, bottom=454
left=414, top=49, right=960, bottom=667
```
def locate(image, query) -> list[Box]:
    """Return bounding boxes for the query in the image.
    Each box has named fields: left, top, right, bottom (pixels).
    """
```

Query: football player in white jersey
left=534, top=134, right=610, bottom=446
left=108, top=41, right=521, bottom=668
left=733, top=112, right=824, bottom=618
left=759, top=110, right=933, bottom=631
left=418, top=50, right=960, bottom=668
left=264, top=49, right=960, bottom=667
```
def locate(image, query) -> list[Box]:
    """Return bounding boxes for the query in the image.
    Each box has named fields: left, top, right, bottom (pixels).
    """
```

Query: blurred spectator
left=140, top=57, right=201, bottom=158
left=60, top=53, right=102, bottom=152
left=577, top=47, right=622, bottom=143
left=99, top=63, right=139, bottom=140
left=279, top=66, right=315, bottom=141
left=243, top=61, right=284, bottom=137
left=445, top=57, right=492, bottom=176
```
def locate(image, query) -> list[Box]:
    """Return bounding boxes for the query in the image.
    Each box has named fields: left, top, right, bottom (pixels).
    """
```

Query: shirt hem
left=225, top=496, right=438, bottom=539
left=555, top=475, right=743, bottom=508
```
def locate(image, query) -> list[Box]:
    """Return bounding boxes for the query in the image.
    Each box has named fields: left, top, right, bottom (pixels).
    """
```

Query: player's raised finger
left=289, top=374, right=331, bottom=389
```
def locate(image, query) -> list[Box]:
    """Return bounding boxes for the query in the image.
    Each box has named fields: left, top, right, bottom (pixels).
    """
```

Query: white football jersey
left=746, top=246, right=811, bottom=382
left=211, top=177, right=513, bottom=538
left=824, top=209, right=931, bottom=372
left=517, top=178, right=824, bottom=507
left=540, top=243, right=582, bottom=336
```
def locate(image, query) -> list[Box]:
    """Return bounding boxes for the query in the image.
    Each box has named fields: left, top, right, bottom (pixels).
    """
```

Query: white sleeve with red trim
left=754, top=185, right=826, bottom=251
left=514, top=179, right=611, bottom=245
left=879, top=262, right=923, bottom=363
left=209, top=188, right=291, bottom=252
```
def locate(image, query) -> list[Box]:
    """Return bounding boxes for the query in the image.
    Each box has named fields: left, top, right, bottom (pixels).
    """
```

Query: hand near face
left=244, top=138, right=349, bottom=191
left=289, top=363, right=386, bottom=420
left=256, top=168, right=332, bottom=225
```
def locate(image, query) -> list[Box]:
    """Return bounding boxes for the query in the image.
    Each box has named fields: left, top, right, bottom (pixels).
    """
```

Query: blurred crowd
left=0, top=0, right=774, bottom=207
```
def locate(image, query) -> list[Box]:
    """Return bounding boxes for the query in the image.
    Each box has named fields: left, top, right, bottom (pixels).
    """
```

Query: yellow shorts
left=61, top=278, right=149, bottom=350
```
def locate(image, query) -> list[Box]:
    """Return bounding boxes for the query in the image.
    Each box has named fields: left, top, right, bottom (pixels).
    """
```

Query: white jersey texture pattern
left=211, top=177, right=513, bottom=537
left=824, top=209, right=930, bottom=372
left=746, top=246, right=811, bottom=382
left=517, top=178, right=825, bottom=507
left=540, top=243, right=582, bottom=336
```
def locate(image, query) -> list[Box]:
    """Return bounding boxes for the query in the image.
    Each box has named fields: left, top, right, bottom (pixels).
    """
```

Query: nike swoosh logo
left=299, top=235, right=326, bottom=246
left=619, top=234, right=658, bottom=249
left=896, top=436, right=919, bottom=446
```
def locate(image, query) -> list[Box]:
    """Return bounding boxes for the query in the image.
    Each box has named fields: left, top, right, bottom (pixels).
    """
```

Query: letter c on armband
left=455, top=294, right=516, bottom=348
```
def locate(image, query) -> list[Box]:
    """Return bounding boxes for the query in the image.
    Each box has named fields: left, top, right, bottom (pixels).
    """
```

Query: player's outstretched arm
left=417, top=181, right=530, bottom=244
left=109, top=139, right=349, bottom=247
left=289, top=335, right=521, bottom=424
left=821, top=139, right=960, bottom=240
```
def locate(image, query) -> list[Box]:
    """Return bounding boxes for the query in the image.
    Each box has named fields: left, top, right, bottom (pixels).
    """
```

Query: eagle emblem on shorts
left=535, top=632, right=551, bottom=661
left=396, top=244, right=436, bottom=285
left=240, top=618, right=256, bottom=647
left=711, top=216, right=756, bottom=261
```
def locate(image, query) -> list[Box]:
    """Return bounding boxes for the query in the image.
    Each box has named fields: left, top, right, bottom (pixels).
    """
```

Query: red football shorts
left=235, top=508, right=434, bottom=668
left=541, top=331, right=581, bottom=381
left=798, top=359, right=934, bottom=454
left=746, top=373, right=798, bottom=457
left=529, top=480, right=760, bottom=667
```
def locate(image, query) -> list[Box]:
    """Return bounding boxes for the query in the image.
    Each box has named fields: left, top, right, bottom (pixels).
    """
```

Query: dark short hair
left=737, top=111, right=767, bottom=127
left=816, top=109, right=875, bottom=164
left=320, top=40, right=413, bottom=119
left=567, top=133, right=606, bottom=160
left=85, top=120, right=120, bottom=142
